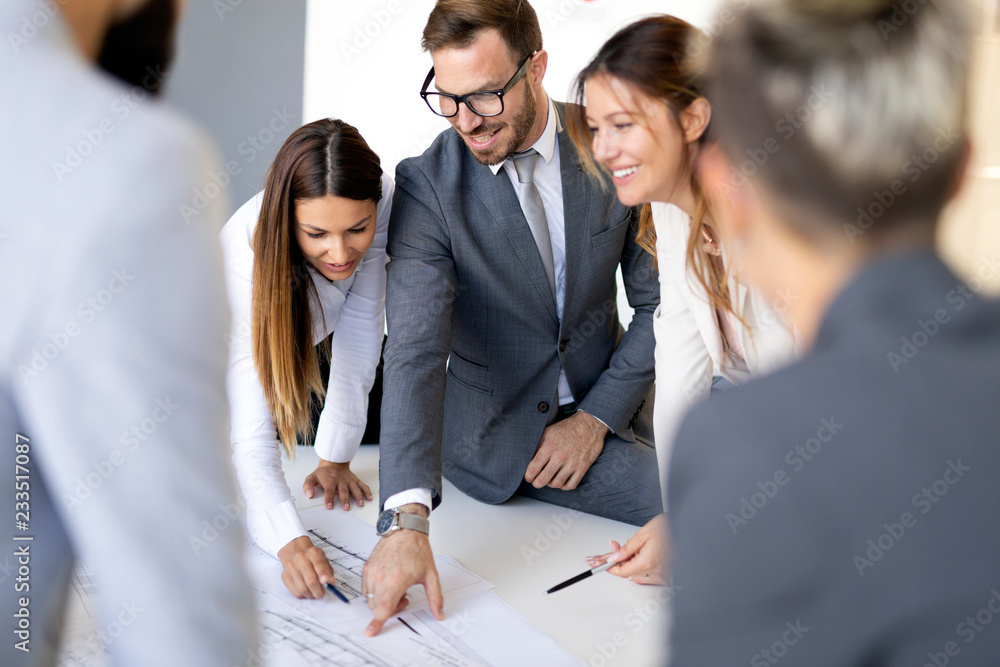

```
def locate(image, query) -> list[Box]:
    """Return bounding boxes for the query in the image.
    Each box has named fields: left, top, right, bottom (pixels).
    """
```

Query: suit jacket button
left=538, top=402, right=550, bottom=413
left=558, top=340, right=568, bottom=353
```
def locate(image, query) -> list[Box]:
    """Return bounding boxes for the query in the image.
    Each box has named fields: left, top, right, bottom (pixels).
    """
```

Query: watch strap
left=395, top=511, right=429, bottom=535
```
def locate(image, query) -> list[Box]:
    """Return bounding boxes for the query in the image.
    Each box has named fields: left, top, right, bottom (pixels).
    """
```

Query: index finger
left=308, top=549, right=336, bottom=585
left=365, top=587, right=407, bottom=637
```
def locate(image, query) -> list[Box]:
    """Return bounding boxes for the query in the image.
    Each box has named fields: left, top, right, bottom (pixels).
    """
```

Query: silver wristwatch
left=376, top=508, right=429, bottom=536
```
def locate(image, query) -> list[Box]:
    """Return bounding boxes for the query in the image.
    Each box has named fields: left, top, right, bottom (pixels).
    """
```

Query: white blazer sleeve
left=220, top=195, right=306, bottom=558
left=313, top=174, right=393, bottom=462
left=651, top=203, right=715, bottom=510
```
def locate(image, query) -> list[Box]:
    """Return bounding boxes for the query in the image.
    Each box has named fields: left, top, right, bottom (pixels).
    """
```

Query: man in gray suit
left=668, top=0, right=1000, bottom=664
left=362, top=0, right=660, bottom=635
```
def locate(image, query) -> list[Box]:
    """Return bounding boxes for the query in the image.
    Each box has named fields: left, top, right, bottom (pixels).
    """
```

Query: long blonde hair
left=251, top=119, right=382, bottom=457
left=568, top=15, right=741, bottom=324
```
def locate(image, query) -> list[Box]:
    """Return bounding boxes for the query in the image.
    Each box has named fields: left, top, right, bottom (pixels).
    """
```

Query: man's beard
left=465, top=85, right=538, bottom=166
left=97, top=0, right=178, bottom=96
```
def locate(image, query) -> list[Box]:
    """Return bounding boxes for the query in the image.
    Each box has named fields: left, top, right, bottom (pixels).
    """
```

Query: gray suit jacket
left=668, top=250, right=1000, bottom=665
left=380, top=102, right=658, bottom=509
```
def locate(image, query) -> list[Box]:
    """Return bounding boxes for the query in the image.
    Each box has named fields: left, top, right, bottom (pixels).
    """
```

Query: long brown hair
left=251, top=119, right=383, bottom=457
left=568, top=16, right=741, bottom=325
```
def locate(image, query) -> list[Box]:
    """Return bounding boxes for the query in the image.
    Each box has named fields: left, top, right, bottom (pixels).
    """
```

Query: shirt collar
left=489, top=98, right=558, bottom=175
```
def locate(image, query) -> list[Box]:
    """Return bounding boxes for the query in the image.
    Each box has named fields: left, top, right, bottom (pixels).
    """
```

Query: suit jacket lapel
left=556, top=102, right=592, bottom=328
left=469, top=159, right=560, bottom=325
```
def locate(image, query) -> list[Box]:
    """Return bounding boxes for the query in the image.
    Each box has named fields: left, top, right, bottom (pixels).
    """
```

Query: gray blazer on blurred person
left=0, top=2, right=256, bottom=665
left=668, top=251, right=1000, bottom=665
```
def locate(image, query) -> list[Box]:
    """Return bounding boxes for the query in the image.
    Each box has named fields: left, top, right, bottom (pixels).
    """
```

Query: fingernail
left=607, top=552, right=621, bottom=563
left=327, top=503, right=333, bottom=509
left=306, top=490, right=313, bottom=498
left=359, top=500, right=364, bottom=506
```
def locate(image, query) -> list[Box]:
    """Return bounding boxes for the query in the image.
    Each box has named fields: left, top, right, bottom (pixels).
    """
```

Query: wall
left=164, top=0, right=307, bottom=220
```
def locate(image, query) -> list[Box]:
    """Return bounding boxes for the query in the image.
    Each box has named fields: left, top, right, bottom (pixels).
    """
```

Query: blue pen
left=325, top=581, right=350, bottom=603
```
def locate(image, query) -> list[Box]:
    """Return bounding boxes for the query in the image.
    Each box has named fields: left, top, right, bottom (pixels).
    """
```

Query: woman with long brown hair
left=219, top=118, right=391, bottom=598
left=567, top=16, right=797, bottom=583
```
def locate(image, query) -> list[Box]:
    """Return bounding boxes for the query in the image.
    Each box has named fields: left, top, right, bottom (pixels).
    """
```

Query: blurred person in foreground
left=668, top=0, right=1000, bottom=664
left=0, top=0, right=256, bottom=665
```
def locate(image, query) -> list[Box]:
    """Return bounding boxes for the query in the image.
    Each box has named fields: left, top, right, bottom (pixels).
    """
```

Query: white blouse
left=219, top=173, right=393, bottom=557
left=652, top=202, right=798, bottom=508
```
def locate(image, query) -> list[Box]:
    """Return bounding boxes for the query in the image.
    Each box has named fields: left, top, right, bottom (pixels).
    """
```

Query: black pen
left=325, top=581, right=350, bottom=603
left=546, top=561, right=616, bottom=594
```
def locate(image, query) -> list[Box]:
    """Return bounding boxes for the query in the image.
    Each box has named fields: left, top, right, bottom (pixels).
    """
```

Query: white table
left=284, top=445, right=670, bottom=667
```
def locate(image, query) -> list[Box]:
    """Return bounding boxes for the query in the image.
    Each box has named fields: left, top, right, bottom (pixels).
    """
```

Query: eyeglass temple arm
left=420, top=67, right=436, bottom=96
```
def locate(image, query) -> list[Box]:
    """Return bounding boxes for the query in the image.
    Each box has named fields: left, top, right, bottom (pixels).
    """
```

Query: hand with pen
left=277, top=536, right=338, bottom=599
left=586, top=513, right=671, bottom=585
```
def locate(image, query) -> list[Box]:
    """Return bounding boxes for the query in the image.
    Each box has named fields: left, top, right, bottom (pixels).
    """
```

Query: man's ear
left=681, top=97, right=712, bottom=145
left=528, top=49, right=548, bottom=89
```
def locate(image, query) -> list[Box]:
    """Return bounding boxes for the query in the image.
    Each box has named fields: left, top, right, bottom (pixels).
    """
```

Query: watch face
left=376, top=510, right=395, bottom=534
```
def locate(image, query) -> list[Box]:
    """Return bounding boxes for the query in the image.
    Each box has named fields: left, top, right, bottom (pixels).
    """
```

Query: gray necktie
left=510, top=149, right=556, bottom=298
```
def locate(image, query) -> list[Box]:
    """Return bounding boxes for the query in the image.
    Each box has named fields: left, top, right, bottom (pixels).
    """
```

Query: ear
left=528, top=49, right=548, bottom=89
left=698, top=142, right=751, bottom=242
left=680, top=97, right=712, bottom=145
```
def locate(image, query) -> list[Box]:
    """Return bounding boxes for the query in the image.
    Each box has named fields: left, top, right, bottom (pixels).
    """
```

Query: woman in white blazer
left=567, top=16, right=796, bottom=583
left=219, top=119, right=392, bottom=598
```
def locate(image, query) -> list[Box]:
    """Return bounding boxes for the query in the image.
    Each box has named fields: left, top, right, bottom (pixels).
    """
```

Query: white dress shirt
left=1, top=1, right=256, bottom=662
left=384, top=98, right=580, bottom=515
left=220, top=173, right=393, bottom=556
left=652, top=202, right=798, bottom=508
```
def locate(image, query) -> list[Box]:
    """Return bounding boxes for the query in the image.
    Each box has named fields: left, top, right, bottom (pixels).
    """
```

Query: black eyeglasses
left=420, top=52, right=536, bottom=118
